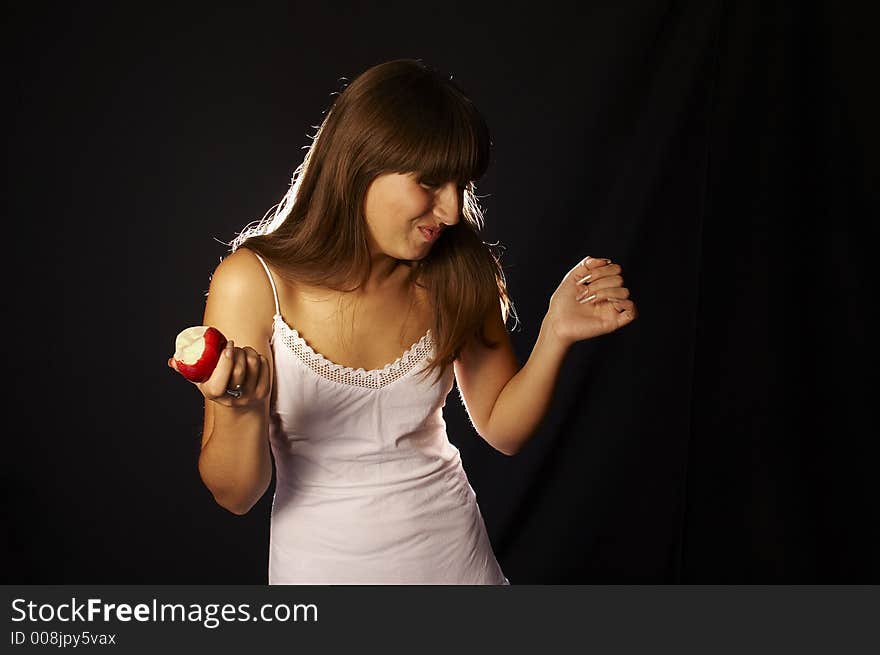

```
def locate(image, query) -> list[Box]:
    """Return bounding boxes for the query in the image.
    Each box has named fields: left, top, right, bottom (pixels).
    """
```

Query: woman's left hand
left=545, top=255, right=638, bottom=347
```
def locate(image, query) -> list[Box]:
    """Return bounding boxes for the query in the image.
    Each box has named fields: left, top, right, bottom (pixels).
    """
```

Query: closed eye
left=420, top=180, right=468, bottom=191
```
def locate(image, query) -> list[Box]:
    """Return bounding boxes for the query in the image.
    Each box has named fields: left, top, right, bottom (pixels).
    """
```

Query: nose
left=432, top=182, right=462, bottom=226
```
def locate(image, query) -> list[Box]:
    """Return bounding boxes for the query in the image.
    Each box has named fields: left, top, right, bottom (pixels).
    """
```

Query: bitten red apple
left=172, top=326, right=228, bottom=383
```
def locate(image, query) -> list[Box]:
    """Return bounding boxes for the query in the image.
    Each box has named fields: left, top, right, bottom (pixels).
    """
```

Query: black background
left=4, top=0, right=877, bottom=583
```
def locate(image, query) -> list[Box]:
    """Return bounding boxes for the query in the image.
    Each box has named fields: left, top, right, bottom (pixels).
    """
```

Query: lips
left=418, top=226, right=440, bottom=242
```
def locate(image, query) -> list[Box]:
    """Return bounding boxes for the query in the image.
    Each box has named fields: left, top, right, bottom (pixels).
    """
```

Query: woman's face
left=363, top=172, right=463, bottom=260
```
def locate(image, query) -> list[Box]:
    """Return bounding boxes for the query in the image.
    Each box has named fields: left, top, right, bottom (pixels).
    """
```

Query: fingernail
left=225, top=340, right=234, bottom=358
left=604, top=258, right=612, bottom=265
left=576, top=289, right=590, bottom=301
left=576, top=274, right=592, bottom=285
left=578, top=294, right=597, bottom=304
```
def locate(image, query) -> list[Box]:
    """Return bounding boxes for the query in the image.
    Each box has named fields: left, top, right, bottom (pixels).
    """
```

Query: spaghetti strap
left=250, top=251, right=281, bottom=316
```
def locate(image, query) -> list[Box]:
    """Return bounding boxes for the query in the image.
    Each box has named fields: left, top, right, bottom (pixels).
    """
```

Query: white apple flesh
left=172, top=326, right=228, bottom=383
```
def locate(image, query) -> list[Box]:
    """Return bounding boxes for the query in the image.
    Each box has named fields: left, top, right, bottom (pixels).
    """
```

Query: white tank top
left=249, top=250, right=509, bottom=584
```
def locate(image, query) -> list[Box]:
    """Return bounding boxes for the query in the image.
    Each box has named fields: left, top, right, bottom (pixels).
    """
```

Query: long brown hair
left=227, top=58, right=517, bottom=386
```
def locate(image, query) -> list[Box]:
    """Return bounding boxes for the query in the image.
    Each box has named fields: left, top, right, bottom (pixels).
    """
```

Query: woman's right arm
left=192, top=249, right=276, bottom=515
left=199, top=400, right=272, bottom=515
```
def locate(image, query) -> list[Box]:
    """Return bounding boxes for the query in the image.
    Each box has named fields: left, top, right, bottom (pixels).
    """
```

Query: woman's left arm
left=483, top=255, right=638, bottom=455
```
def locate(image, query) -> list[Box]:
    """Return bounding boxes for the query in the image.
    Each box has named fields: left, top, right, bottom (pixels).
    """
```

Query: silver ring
left=225, top=384, right=243, bottom=398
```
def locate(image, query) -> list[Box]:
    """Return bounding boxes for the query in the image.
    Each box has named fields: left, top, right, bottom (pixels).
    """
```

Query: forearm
left=484, top=317, right=570, bottom=455
left=198, top=405, right=272, bottom=515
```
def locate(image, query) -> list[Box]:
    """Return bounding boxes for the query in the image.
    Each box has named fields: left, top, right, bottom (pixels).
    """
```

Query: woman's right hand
left=168, top=340, right=271, bottom=408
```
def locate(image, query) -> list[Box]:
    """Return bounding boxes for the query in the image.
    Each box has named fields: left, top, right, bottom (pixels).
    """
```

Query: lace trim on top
left=273, top=313, right=433, bottom=389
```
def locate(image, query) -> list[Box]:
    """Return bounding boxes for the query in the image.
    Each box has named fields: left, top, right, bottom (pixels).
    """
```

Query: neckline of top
left=272, top=313, right=432, bottom=376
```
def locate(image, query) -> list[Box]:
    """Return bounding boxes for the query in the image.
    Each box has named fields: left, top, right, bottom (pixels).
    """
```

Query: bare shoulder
left=203, top=247, right=276, bottom=350
left=197, top=247, right=277, bottom=449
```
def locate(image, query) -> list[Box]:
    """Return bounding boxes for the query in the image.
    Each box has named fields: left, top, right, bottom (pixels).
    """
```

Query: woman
left=169, top=58, right=637, bottom=584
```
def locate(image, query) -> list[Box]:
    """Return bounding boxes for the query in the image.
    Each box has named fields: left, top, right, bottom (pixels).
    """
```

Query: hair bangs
left=382, top=89, right=490, bottom=187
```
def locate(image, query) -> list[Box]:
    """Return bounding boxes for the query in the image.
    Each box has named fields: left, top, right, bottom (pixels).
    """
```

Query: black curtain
left=4, top=0, right=876, bottom=583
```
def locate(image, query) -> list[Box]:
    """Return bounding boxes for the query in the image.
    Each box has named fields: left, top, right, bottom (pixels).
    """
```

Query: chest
left=275, top=279, right=433, bottom=372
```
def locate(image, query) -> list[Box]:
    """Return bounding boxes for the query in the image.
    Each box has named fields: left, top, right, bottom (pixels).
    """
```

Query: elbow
left=199, top=458, right=271, bottom=516
left=199, top=465, right=259, bottom=516
left=215, top=487, right=264, bottom=516
left=483, top=431, right=521, bottom=457
left=212, top=490, right=256, bottom=515
left=223, top=500, right=255, bottom=516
